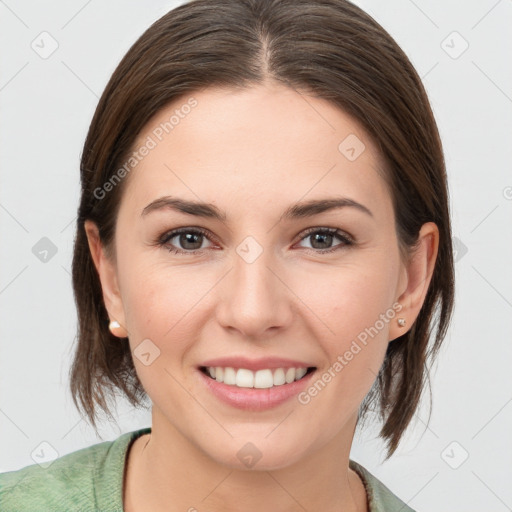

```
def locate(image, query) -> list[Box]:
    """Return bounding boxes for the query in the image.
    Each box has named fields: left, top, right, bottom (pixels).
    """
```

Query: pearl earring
left=397, top=318, right=406, bottom=327
left=109, top=320, right=127, bottom=338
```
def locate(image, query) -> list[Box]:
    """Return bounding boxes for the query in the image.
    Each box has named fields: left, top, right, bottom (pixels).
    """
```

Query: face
left=90, top=83, right=421, bottom=470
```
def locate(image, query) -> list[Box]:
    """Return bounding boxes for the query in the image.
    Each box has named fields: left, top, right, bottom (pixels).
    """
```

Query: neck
left=124, top=408, right=368, bottom=512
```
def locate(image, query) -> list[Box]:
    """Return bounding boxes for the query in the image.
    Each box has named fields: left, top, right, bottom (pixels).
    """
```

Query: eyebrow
left=140, top=195, right=373, bottom=221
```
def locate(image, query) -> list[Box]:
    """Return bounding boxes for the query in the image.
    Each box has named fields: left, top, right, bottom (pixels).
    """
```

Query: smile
left=200, top=366, right=315, bottom=389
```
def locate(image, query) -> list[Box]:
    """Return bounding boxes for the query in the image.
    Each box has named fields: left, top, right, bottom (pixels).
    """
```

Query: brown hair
left=70, top=0, right=454, bottom=459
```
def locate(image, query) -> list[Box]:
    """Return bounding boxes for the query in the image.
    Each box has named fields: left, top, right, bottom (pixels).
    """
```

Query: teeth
left=204, top=366, right=311, bottom=388
left=295, top=367, right=307, bottom=380
left=254, top=369, right=273, bottom=389
left=285, top=368, right=296, bottom=384
left=273, top=368, right=286, bottom=386
left=224, top=367, right=236, bottom=385
left=236, top=368, right=254, bottom=388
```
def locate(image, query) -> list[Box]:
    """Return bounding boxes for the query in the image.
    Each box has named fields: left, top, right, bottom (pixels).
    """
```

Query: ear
left=84, top=220, right=128, bottom=337
left=389, top=222, right=439, bottom=342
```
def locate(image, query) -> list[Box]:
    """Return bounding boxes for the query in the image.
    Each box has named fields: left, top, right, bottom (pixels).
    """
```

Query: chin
left=204, top=437, right=308, bottom=472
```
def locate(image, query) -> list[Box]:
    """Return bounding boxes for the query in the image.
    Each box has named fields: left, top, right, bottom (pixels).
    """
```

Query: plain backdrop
left=1, top=1, right=511, bottom=510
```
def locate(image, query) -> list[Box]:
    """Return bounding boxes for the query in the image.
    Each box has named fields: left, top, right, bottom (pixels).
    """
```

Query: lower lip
left=197, top=368, right=316, bottom=411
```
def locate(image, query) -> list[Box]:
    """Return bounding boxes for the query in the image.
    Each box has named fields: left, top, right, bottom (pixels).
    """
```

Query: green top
left=0, top=427, right=415, bottom=511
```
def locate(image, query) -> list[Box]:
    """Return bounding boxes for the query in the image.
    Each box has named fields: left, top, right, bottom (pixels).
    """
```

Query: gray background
left=1, top=1, right=511, bottom=510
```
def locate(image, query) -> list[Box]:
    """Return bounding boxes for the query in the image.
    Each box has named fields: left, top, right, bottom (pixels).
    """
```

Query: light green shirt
left=0, top=427, right=415, bottom=511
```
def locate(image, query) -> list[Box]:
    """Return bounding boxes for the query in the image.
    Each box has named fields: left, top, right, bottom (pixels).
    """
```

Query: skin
left=85, top=82, right=438, bottom=512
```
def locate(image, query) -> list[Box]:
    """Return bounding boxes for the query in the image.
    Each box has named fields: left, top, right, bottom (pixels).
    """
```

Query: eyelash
left=155, top=226, right=354, bottom=256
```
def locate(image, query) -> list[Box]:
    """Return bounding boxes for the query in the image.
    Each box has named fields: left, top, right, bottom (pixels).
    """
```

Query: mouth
left=199, top=365, right=316, bottom=389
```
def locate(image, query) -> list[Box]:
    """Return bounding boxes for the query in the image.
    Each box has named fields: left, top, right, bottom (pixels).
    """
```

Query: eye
left=295, top=227, right=354, bottom=254
left=157, top=227, right=215, bottom=254
left=156, top=226, right=354, bottom=256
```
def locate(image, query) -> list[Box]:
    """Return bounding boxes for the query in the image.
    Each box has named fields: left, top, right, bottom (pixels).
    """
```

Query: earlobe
left=108, top=320, right=129, bottom=338
left=84, top=220, right=128, bottom=337
left=389, top=222, right=439, bottom=342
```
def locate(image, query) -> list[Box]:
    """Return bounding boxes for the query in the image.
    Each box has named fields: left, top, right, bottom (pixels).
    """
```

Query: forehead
left=121, top=84, right=392, bottom=220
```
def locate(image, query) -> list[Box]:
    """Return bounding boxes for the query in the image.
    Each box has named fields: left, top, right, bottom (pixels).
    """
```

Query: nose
left=216, top=244, right=293, bottom=340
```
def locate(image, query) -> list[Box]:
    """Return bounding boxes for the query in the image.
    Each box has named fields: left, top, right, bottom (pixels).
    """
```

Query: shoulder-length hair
left=70, top=0, right=454, bottom=459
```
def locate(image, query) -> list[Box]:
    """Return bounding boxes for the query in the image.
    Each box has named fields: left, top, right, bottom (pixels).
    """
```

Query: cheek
left=318, top=257, right=398, bottom=339
left=117, top=250, right=219, bottom=357
left=296, top=269, right=395, bottom=426
left=309, top=254, right=399, bottom=388
left=121, top=268, right=196, bottom=340
left=118, top=265, right=205, bottom=397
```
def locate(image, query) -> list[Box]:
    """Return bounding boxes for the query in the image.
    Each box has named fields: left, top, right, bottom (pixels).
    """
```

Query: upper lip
left=200, top=357, right=315, bottom=372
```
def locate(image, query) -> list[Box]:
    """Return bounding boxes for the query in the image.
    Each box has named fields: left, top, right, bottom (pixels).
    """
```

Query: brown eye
left=159, top=228, right=213, bottom=254
left=296, top=228, right=353, bottom=254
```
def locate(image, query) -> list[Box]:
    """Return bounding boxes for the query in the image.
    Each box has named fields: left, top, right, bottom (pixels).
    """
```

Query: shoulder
left=0, top=428, right=150, bottom=512
left=349, top=459, right=416, bottom=512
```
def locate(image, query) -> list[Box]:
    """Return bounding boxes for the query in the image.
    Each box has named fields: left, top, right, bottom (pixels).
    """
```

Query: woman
left=0, top=0, right=454, bottom=510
